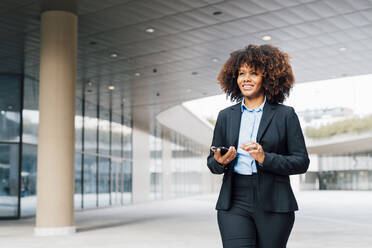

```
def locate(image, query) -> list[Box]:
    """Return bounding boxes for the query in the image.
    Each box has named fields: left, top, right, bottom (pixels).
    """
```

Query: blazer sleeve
left=261, top=107, right=310, bottom=176
left=207, top=111, right=228, bottom=174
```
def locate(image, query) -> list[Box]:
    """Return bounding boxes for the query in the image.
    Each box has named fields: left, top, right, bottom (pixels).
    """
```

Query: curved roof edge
left=306, top=131, right=372, bottom=155
left=157, top=104, right=212, bottom=148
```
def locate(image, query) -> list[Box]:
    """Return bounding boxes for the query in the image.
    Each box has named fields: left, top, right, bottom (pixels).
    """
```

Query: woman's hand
left=240, top=142, right=265, bottom=164
left=213, top=146, right=237, bottom=166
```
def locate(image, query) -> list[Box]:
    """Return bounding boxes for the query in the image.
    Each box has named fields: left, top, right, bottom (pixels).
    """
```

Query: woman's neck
left=243, top=95, right=265, bottom=110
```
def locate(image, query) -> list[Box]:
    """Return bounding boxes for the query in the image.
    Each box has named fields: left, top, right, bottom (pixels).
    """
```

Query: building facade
left=0, top=74, right=213, bottom=219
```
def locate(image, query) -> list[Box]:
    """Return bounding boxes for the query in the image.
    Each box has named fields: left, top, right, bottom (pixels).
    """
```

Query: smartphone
left=211, top=146, right=229, bottom=155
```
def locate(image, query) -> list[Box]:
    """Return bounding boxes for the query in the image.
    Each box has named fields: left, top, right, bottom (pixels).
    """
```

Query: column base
left=34, top=226, right=76, bottom=236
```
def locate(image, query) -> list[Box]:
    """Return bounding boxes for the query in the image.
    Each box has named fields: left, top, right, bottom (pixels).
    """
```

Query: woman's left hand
left=240, top=142, right=265, bottom=164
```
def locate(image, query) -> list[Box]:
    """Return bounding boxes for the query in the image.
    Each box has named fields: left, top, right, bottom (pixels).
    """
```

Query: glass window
left=98, top=89, right=110, bottom=156
left=84, top=96, right=97, bottom=155
left=20, top=144, right=37, bottom=217
left=98, top=157, right=110, bottom=207
left=123, top=159, right=132, bottom=204
left=75, top=96, right=83, bottom=210
left=0, top=143, right=19, bottom=217
left=111, top=113, right=122, bottom=158
left=149, top=121, right=162, bottom=200
left=75, top=97, right=83, bottom=152
left=111, top=91, right=122, bottom=158
left=123, top=116, right=132, bottom=160
left=0, top=75, right=21, bottom=143
left=83, top=154, right=97, bottom=209
left=74, top=152, right=82, bottom=210
left=22, top=76, right=39, bottom=144
left=111, top=159, right=121, bottom=205
left=98, top=106, right=110, bottom=156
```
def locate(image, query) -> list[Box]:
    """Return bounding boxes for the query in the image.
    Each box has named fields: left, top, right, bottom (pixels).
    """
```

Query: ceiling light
left=87, top=81, right=93, bottom=86
left=134, top=72, right=141, bottom=77
left=145, top=27, right=155, bottom=33
left=110, top=53, right=118, bottom=58
left=212, top=57, right=219, bottom=62
left=0, top=110, right=5, bottom=115
left=108, top=85, right=115, bottom=90
left=122, top=98, right=126, bottom=102
left=262, top=35, right=271, bottom=41
left=339, top=47, right=347, bottom=52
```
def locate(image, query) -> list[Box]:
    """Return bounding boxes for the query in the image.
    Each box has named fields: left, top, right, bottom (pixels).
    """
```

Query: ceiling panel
left=0, top=0, right=372, bottom=125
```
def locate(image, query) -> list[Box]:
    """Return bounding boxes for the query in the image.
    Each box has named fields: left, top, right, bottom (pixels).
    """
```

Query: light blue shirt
left=234, top=96, right=266, bottom=175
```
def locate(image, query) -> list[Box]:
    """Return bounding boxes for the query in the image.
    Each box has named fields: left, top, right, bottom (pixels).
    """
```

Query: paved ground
left=1, top=191, right=372, bottom=248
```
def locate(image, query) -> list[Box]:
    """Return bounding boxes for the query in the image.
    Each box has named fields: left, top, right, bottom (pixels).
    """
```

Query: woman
left=207, top=44, right=310, bottom=248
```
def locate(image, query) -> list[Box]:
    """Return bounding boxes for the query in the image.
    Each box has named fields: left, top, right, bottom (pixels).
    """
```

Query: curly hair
left=217, top=44, right=295, bottom=104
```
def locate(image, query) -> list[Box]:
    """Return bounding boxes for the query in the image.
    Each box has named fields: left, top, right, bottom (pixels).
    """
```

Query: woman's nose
left=242, top=76, right=251, bottom=82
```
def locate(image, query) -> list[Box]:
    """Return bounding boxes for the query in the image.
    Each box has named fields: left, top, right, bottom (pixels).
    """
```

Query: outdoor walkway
left=1, top=191, right=372, bottom=248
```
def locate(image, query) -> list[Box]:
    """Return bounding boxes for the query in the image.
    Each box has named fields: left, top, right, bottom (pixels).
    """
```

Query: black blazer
left=207, top=101, right=310, bottom=213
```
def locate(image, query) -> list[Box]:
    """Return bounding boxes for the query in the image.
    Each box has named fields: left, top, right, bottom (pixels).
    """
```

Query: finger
left=257, top=144, right=262, bottom=152
left=248, top=149, right=261, bottom=157
left=246, top=142, right=256, bottom=147
left=214, top=148, right=221, bottom=158
left=220, top=148, right=233, bottom=163
left=228, top=152, right=235, bottom=162
left=222, top=147, right=234, bottom=159
left=248, top=150, right=258, bottom=160
left=242, top=142, right=257, bottom=150
left=240, top=143, right=250, bottom=149
left=253, top=143, right=262, bottom=152
left=229, top=146, right=237, bottom=158
left=229, top=146, right=236, bottom=156
left=248, top=149, right=258, bottom=154
left=247, top=143, right=260, bottom=151
left=228, top=148, right=236, bottom=161
left=240, top=144, right=248, bottom=151
left=241, top=144, right=254, bottom=151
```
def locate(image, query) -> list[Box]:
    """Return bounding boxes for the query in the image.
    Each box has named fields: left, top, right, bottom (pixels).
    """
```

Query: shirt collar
left=241, top=95, right=266, bottom=113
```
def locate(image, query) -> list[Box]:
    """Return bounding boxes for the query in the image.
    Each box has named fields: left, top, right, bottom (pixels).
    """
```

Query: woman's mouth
left=242, top=84, right=254, bottom=90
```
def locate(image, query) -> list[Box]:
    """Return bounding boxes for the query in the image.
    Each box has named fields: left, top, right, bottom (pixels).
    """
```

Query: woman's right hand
left=213, top=146, right=237, bottom=166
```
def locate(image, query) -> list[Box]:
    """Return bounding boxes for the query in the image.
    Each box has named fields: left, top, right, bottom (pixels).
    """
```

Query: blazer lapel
left=228, top=101, right=276, bottom=147
left=229, top=102, right=242, bottom=147
left=256, top=102, right=276, bottom=143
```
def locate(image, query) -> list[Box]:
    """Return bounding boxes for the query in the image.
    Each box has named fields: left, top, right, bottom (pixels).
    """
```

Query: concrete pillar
left=35, top=10, right=77, bottom=236
left=132, top=110, right=150, bottom=203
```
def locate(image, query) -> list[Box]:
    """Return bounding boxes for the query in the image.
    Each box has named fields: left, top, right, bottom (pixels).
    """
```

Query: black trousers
left=217, top=173, right=295, bottom=248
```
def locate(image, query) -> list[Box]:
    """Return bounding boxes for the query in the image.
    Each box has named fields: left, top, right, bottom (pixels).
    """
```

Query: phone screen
left=211, top=146, right=229, bottom=155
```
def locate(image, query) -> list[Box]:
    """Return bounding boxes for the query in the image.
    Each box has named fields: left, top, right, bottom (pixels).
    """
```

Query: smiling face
left=237, top=63, right=264, bottom=100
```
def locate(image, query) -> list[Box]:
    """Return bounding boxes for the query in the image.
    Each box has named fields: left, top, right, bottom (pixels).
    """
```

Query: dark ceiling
left=1, top=0, right=372, bottom=125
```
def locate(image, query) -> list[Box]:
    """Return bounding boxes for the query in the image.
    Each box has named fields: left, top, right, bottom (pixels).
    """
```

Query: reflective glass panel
left=0, top=143, right=19, bottom=217
left=20, top=144, right=37, bottom=217
left=0, top=74, right=21, bottom=142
